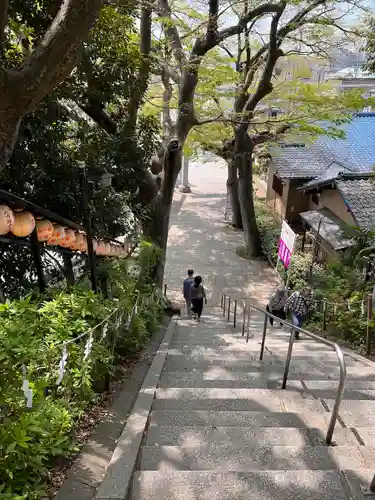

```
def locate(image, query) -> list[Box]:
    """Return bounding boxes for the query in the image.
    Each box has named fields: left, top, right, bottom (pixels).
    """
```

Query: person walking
left=183, top=269, right=194, bottom=317
left=266, top=284, right=287, bottom=326
left=190, top=275, right=207, bottom=322
left=285, top=286, right=315, bottom=339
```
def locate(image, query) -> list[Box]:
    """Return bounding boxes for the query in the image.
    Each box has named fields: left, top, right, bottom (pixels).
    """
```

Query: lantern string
left=18, top=290, right=146, bottom=393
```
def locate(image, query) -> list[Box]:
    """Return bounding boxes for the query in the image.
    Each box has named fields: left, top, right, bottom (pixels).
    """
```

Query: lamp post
left=77, top=160, right=98, bottom=292
left=179, top=155, right=191, bottom=193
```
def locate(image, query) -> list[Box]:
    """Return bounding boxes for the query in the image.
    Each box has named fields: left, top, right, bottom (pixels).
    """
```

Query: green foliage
left=0, top=246, right=165, bottom=498
left=254, top=196, right=373, bottom=346
left=254, top=197, right=280, bottom=265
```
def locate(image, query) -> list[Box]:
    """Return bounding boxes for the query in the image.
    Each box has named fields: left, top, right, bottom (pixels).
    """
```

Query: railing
left=220, top=293, right=347, bottom=445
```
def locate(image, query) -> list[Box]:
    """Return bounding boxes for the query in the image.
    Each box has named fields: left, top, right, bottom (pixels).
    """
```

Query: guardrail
left=220, top=293, right=347, bottom=445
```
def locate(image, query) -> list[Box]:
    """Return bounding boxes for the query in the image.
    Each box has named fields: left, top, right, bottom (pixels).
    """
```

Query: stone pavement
left=131, top=159, right=375, bottom=499
left=164, top=157, right=279, bottom=308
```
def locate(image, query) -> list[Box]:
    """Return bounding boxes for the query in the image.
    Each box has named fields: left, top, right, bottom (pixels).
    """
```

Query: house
left=266, top=112, right=375, bottom=229
left=298, top=172, right=375, bottom=261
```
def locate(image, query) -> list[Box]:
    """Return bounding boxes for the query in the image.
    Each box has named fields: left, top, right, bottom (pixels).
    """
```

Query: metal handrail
left=220, top=293, right=347, bottom=445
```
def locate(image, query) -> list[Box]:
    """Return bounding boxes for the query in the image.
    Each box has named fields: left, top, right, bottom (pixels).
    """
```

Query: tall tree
left=144, top=0, right=368, bottom=266
left=0, top=0, right=106, bottom=170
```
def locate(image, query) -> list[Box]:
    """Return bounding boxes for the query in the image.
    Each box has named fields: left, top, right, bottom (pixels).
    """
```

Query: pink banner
left=278, top=238, right=291, bottom=269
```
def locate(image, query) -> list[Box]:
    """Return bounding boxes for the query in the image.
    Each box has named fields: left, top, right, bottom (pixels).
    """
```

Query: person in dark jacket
left=182, top=269, right=194, bottom=317
left=190, top=275, right=207, bottom=322
left=266, top=284, right=287, bottom=326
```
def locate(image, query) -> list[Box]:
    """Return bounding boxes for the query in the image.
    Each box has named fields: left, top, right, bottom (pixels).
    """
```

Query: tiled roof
left=272, top=145, right=332, bottom=180
left=336, top=177, right=375, bottom=233
left=300, top=208, right=353, bottom=250
left=272, top=113, right=375, bottom=180
left=299, top=161, right=353, bottom=190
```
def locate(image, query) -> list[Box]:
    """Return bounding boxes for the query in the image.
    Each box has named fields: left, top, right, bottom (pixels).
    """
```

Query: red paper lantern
left=36, top=219, right=53, bottom=242
left=48, top=225, right=65, bottom=245
left=70, top=233, right=84, bottom=251
left=12, top=211, right=35, bottom=237
left=59, top=228, right=75, bottom=248
left=80, top=235, right=88, bottom=252
left=0, top=205, right=15, bottom=235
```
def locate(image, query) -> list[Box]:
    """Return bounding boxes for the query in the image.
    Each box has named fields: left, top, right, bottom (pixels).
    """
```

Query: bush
left=254, top=197, right=373, bottom=347
left=254, top=198, right=280, bottom=265
left=0, top=241, right=165, bottom=498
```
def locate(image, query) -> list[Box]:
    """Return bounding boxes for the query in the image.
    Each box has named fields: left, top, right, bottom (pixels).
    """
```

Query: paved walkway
left=131, top=159, right=375, bottom=500
left=164, top=157, right=279, bottom=309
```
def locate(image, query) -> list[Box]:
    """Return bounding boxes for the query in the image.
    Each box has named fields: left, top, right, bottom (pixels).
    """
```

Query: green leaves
left=0, top=242, right=164, bottom=498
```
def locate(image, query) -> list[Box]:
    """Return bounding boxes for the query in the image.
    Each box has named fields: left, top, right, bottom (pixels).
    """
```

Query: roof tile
left=336, top=177, right=375, bottom=233
left=272, top=114, right=375, bottom=180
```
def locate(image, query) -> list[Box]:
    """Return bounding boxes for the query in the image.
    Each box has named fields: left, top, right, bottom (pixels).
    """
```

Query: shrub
left=254, top=198, right=280, bottom=265
left=254, top=196, right=373, bottom=347
left=0, top=241, right=165, bottom=498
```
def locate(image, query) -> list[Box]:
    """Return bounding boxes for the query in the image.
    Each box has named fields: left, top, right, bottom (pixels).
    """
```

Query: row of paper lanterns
left=0, top=205, right=130, bottom=257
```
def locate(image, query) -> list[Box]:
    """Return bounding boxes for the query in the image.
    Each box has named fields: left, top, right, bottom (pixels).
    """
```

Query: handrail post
left=227, top=297, right=231, bottom=322
left=282, top=328, right=296, bottom=389
left=242, top=306, right=246, bottom=337
left=367, top=294, right=373, bottom=357
left=223, top=295, right=226, bottom=316
left=233, top=299, right=237, bottom=328
left=325, top=345, right=346, bottom=444
left=322, top=298, right=327, bottom=331
left=246, top=307, right=251, bottom=343
left=259, top=314, right=268, bottom=360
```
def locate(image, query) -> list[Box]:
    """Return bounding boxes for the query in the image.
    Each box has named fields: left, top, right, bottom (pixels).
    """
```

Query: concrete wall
left=317, top=189, right=355, bottom=225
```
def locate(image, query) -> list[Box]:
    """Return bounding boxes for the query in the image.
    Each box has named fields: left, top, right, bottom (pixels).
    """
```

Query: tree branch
left=216, top=3, right=283, bottom=46
left=157, top=0, right=187, bottom=70
left=194, top=110, right=224, bottom=127
left=16, top=0, right=104, bottom=111
left=251, top=123, right=290, bottom=145
left=242, top=7, right=285, bottom=117
left=80, top=103, right=118, bottom=134
left=127, top=1, right=152, bottom=133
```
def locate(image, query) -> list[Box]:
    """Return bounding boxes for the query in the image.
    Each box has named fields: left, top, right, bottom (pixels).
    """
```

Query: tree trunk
left=142, top=139, right=182, bottom=286
left=234, top=129, right=262, bottom=257
left=0, top=113, right=22, bottom=171
left=226, top=160, right=243, bottom=229
left=62, top=254, right=75, bottom=286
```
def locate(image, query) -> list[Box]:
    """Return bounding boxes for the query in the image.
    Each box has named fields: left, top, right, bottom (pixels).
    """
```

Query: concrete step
left=158, top=372, right=269, bottom=388
left=163, top=360, right=354, bottom=381
left=153, top=389, right=324, bottom=413
left=323, top=399, right=375, bottom=427
left=303, top=388, right=375, bottom=400
left=155, top=388, right=311, bottom=400
left=139, top=444, right=366, bottom=471
left=167, top=349, right=261, bottom=361
left=169, top=342, right=262, bottom=352
left=164, top=356, right=285, bottom=372
left=132, top=470, right=349, bottom=500
left=152, top=397, right=326, bottom=413
left=145, top=426, right=358, bottom=447
left=148, top=410, right=331, bottom=429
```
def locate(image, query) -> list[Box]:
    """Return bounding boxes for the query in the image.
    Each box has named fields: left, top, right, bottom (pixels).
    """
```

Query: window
left=272, top=175, right=283, bottom=197
left=311, top=193, right=320, bottom=206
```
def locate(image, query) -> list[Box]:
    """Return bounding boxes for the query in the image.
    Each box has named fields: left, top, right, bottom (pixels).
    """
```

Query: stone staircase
left=131, top=307, right=375, bottom=500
